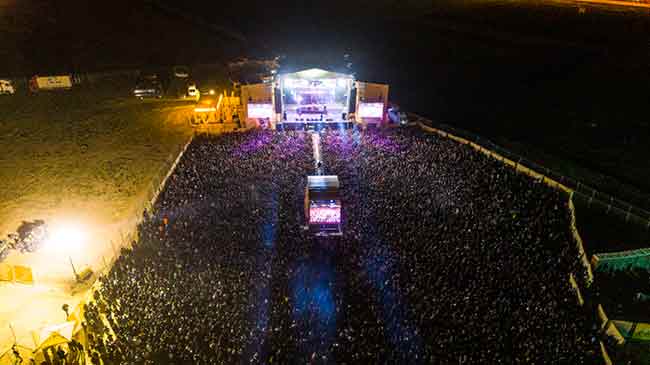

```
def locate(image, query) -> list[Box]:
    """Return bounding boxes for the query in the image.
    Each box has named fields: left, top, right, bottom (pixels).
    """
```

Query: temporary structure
left=32, top=321, right=75, bottom=353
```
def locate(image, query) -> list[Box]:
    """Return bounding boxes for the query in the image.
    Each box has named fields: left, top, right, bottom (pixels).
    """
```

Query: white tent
left=32, top=321, right=75, bottom=353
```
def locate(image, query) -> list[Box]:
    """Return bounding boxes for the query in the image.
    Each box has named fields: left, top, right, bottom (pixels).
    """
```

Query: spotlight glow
left=45, top=223, right=86, bottom=252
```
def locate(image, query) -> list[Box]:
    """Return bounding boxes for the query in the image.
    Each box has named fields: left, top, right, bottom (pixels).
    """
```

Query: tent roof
left=593, top=248, right=650, bottom=272
left=32, top=321, right=75, bottom=351
left=307, top=175, right=340, bottom=201
left=281, top=68, right=353, bottom=80
left=307, top=175, right=340, bottom=190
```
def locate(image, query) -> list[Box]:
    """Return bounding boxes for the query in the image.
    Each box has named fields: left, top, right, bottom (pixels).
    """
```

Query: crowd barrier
left=568, top=194, right=594, bottom=284
left=73, top=135, right=193, bottom=362
left=415, top=118, right=621, bottom=363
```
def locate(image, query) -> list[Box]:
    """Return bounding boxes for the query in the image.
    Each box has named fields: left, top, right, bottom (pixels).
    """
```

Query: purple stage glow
left=231, top=132, right=273, bottom=157
left=231, top=131, right=307, bottom=158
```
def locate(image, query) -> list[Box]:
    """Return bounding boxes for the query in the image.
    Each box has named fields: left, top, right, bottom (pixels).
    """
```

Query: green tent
left=592, top=248, right=650, bottom=272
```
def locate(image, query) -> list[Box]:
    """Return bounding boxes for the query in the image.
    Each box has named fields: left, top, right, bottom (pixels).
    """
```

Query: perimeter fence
left=94, top=135, right=193, bottom=279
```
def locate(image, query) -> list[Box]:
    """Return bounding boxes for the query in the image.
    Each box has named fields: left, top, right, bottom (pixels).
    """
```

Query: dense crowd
left=81, top=128, right=599, bottom=364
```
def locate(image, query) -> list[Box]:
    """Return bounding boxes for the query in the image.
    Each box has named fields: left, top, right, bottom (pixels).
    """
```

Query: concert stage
left=240, top=68, right=389, bottom=129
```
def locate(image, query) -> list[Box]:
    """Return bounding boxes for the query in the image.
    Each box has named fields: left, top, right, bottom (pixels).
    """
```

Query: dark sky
left=0, top=0, right=429, bottom=73
left=1, top=0, right=648, bottom=74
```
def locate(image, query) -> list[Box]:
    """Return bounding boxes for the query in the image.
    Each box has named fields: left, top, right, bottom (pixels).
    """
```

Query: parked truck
left=29, top=75, right=73, bottom=92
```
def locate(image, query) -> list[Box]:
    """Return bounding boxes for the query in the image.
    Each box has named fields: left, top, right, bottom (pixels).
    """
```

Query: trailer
left=29, top=75, right=72, bottom=92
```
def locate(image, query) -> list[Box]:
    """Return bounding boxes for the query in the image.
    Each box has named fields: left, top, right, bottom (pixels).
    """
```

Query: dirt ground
left=0, top=80, right=194, bottom=351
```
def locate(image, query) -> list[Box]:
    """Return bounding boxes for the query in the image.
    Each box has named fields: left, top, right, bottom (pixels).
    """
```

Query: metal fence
left=97, top=136, right=194, bottom=277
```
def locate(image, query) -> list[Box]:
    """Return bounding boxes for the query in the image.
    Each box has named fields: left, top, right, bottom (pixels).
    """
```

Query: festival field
left=0, top=80, right=193, bottom=350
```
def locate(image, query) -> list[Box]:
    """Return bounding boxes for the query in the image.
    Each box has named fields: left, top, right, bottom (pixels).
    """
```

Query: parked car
left=133, top=74, right=163, bottom=99
left=173, top=66, right=190, bottom=78
left=0, top=79, right=14, bottom=95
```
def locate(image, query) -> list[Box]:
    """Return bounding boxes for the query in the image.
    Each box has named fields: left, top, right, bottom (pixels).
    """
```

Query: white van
left=187, top=84, right=199, bottom=99
left=0, top=79, right=15, bottom=95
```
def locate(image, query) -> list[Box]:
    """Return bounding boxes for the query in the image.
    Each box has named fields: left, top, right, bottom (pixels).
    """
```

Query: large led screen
left=309, top=203, right=341, bottom=224
left=358, top=102, right=384, bottom=118
left=248, top=103, right=274, bottom=118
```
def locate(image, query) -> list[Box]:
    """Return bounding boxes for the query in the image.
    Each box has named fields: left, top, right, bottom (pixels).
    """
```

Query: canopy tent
left=612, top=320, right=650, bottom=343
left=592, top=248, right=650, bottom=272
left=32, top=321, right=75, bottom=353
left=307, top=175, right=340, bottom=193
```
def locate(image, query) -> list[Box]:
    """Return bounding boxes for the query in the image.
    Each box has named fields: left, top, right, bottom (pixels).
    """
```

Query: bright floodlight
left=46, top=223, right=86, bottom=252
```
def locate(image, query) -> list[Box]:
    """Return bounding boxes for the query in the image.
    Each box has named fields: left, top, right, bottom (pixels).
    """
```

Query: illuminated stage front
left=240, top=68, right=389, bottom=129
left=280, top=69, right=353, bottom=125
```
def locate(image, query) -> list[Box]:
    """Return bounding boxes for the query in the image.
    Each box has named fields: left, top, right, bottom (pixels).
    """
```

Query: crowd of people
left=80, top=127, right=599, bottom=364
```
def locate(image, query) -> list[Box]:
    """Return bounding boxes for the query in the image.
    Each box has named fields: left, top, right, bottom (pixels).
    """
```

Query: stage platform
left=277, top=121, right=353, bottom=130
